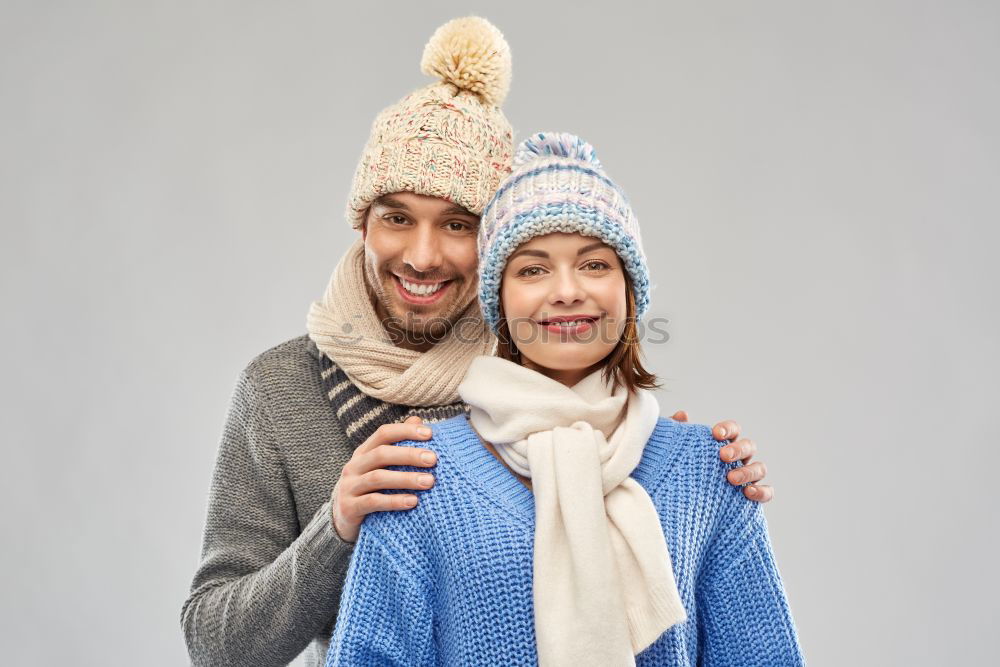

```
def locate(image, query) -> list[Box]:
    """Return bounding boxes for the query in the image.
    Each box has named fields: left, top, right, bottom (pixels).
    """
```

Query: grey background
left=2, top=1, right=997, bottom=665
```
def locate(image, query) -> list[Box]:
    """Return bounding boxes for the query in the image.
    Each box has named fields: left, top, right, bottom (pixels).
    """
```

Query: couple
left=182, top=16, right=801, bottom=667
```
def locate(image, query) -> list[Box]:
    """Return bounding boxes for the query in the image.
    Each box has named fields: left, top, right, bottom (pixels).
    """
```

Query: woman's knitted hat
left=477, top=132, right=650, bottom=330
left=346, top=17, right=514, bottom=229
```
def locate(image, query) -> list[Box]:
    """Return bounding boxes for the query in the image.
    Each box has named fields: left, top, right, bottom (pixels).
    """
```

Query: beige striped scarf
left=307, top=239, right=494, bottom=409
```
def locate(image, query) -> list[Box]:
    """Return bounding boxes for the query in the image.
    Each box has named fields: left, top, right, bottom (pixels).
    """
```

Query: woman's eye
left=583, top=260, right=610, bottom=271
left=517, top=266, right=544, bottom=277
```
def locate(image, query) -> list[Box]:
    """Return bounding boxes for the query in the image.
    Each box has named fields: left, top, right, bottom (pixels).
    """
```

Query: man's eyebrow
left=442, top=204, right=478, bottom=217
left=371, top=196, right=476, bottom=219
left=371, top=195, right=409, bottom=210
left=508, top=242, right=611, bottom=263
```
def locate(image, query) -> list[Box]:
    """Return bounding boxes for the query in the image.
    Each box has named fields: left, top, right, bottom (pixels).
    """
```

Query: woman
left=325, top=133, right=803, bottom=666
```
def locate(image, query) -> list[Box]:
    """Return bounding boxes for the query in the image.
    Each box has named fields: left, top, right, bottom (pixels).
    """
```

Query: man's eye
left=385, top=215, right=408, bottom=225
left=446, top=221, right=470, bottom=232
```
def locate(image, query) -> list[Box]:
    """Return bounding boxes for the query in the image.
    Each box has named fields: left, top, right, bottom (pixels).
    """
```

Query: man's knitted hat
left=346, top=17, right=514, bottom=229
left=477, top=132, right=650, bottom=331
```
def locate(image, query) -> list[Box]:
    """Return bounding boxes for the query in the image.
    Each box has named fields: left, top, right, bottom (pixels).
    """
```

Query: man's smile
left=391, top=274, right=454, bottom=305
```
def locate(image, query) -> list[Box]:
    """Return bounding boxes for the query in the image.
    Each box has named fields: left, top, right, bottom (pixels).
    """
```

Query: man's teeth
left=400, top=278, right=445, bottom=296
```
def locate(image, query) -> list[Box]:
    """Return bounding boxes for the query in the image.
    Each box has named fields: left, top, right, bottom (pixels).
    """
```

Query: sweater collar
left=431, top=415, right=685, bottom=524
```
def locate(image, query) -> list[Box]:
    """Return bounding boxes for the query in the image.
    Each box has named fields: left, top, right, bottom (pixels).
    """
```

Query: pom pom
left=420, top=16, right=511, bottom=107
left=513, top=132, right=603, bottom=169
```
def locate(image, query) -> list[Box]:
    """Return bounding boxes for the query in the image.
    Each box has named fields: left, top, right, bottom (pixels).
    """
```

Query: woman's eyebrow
left=576, top=242, right=608, bottom=255
left=509, top=242, right=610, bottom=263
left=509, top=248, right=549, bottom=261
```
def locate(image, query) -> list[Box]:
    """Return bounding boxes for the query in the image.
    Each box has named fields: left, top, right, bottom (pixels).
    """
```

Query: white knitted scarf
left=459, top=356, right=687, bottom=666
left=307, top=240, right=494, bottom=407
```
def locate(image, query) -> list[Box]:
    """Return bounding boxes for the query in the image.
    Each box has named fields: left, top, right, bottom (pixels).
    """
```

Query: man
left=181, top=17, right=773, bottom=667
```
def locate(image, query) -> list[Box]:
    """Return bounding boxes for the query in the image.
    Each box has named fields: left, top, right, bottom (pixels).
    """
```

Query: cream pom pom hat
left=346, top=17, right=515, bottom=228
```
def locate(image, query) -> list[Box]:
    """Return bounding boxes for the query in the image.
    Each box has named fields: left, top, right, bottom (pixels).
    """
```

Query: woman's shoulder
left=643, top=417, right=722, bottom=468
left=641, top=417, right=762, bottom=532
left=638, top=417, right=742, bottom=497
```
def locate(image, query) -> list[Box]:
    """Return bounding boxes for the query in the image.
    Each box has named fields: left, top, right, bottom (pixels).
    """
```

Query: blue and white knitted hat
left=477, top=131, right=650, bottom=331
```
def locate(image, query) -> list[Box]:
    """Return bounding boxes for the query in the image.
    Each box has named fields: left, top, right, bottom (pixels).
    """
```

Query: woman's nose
left=548, top=269, right=587, bottom=306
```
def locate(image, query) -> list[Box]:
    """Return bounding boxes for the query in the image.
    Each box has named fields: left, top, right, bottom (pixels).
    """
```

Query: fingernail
left=417, top=427, right=432, bottom=437
left=418, top=474, right=434, bottom=487
left=718, top=427, right=727, bottom=438
left=405, top=496, right=418, bottom=507
left=420, top=451, right=437, bottom=465
left=733, top=472, right=745, bottom=484
left=723, top=447, right=734, bottom=460
left=747, top=486, right=757, bottom=496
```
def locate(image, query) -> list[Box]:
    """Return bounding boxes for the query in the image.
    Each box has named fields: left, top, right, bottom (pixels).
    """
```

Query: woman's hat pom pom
left=513, top=132, right=603, bottom=169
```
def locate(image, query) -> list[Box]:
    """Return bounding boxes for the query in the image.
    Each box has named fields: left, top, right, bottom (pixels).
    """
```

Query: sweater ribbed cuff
left=300, top=499, right=354, bottom=570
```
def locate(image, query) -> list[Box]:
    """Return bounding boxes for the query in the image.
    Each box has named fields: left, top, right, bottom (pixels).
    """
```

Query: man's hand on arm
left=670, top=411, right=773, bottom=504
left=331, top=416, right=437, bottom=543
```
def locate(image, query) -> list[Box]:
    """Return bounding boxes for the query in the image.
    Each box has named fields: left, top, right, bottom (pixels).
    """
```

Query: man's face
left=363, top=192, right=480, bottom=341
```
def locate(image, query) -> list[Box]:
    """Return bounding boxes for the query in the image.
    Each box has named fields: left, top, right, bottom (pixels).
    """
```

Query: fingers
left=332, top=418, right=436, bottom=542
left=720, top=443, right=774, bottom=505
left=351, top=443, right=437, bottom=477
left=744, top=484, right=773, bottom=503
left=719, top=438, right=757, bottom=463
left=671, top=410, right=689, bottom=422
left=726, top=461, right=767, bottom=486
left=336, top=491, right=420, bottom=534
left=712, top=419, right=741, bottom=442
left=355, top=420, right=432, bottom=455
left=352, top=468, right=435, bottom=495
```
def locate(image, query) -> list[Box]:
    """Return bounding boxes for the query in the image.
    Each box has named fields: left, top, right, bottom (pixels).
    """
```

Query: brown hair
left=494, top=269, right=660, bottom=393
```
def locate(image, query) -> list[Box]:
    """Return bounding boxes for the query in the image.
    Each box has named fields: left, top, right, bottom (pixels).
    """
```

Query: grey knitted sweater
left=180, top=336, right=374, bottom=666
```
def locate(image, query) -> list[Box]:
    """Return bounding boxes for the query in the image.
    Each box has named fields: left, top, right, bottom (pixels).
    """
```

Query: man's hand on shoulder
left=670, top=411, right=773, bottom=504
left=331, top=416, right=438, bottom=543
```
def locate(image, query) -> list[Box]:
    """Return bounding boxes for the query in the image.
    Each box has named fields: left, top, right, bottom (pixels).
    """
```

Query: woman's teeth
left=400, top=278, right=445, bottom=296
left=548, top=320, right=591, bottom=327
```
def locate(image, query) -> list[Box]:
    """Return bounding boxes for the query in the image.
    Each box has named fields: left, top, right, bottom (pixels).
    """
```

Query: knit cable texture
left=346, top=16, right=514, bottom=228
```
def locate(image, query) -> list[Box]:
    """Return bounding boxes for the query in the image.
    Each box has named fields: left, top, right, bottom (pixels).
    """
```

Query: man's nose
left=402, top=225, right=443, bottom=274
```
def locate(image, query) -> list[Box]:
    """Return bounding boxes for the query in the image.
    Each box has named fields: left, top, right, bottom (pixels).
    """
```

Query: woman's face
left=501, top=232, right=627, bottom=386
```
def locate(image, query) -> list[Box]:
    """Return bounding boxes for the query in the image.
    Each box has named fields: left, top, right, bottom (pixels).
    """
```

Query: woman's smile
left=535, top=313, right=601, bottom=337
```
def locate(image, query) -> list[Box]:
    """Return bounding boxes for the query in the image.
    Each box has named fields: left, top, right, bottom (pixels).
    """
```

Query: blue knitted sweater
left=325, top=416, right=803, bottom=666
